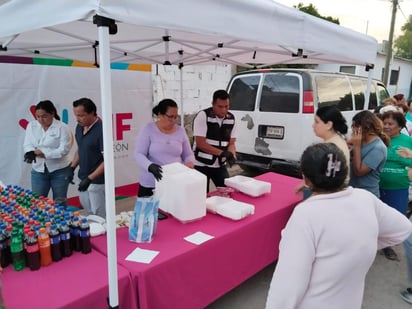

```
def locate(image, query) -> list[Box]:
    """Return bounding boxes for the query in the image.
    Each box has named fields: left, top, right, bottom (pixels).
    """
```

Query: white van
left=227, top=69, right=390, bottom=175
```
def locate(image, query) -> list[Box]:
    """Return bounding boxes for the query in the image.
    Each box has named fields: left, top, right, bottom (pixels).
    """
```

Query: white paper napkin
left=184, top=231, right=214, bottom=245
left=125, top=247, right=159, bottom=264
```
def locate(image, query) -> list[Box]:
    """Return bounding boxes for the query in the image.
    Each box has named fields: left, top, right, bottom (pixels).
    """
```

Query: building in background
left=151, top=64, right=235, bottom=115
left=317, top=43, right=412, bottom=99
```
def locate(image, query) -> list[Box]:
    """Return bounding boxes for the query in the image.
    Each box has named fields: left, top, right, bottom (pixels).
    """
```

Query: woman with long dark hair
left=296, top=105, right=350, bottom=197
left=349, top=110, right=389, bottom=197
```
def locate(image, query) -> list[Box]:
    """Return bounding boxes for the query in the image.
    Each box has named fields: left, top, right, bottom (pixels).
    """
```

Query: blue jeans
left=31, top=165, right=71, bottom=205
left=404, top=217, right=412, bottom=285
left=380, top=188, right=409, bottom=215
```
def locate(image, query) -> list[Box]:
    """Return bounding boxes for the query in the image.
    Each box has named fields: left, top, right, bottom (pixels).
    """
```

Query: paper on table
left=184, top=231, right=214, bottom=245
left=125, top=247, right=159, bottom=264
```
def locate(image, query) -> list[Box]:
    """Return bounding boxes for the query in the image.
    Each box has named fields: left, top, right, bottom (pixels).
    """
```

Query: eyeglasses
left=164, top=114, right=178, bottom=120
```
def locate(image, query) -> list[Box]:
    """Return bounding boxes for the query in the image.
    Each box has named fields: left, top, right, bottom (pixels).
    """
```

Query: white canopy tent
left=0, top=1, right=378, bottom=307
left=0, top=0, right=378, bottom=66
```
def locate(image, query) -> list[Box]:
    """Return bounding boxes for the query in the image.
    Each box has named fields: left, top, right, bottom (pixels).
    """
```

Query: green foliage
left=294, top=3, right=340, bottom=24
left=394, top=15, right=412, bottom=59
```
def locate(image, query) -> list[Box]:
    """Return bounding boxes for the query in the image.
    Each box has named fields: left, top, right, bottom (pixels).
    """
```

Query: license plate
left=266, top=126, right=284, bottom=138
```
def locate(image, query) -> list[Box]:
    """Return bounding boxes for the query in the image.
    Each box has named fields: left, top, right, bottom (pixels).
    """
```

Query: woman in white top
left=296, top=105, right=350, bottom=197
left=23, top=100, right=73, bottom=204
left=266, top=143, right=412, bottom=309
left=312, top=105, right=350, bottom=165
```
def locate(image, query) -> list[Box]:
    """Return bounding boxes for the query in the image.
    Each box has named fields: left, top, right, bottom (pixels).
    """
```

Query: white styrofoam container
left=206, top=196, right=254, bottom=220
left=206, top=196, right=232, bottom=213
left=224, top=175, right=271, bottom=197
left=155, top=163, right=207, bottom=223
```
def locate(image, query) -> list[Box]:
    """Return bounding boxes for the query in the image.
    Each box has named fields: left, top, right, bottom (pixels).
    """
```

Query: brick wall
left=152, top=64, right=235, bottom=115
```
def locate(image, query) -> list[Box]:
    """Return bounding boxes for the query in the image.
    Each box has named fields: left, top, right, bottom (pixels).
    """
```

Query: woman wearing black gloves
left=134, top=99, right=195, bottom=198
left=23, top=100, right=73, bottom=205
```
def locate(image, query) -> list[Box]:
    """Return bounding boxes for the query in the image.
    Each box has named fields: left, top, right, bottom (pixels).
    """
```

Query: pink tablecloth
left=92, top=172, right=302, bottom=309
left=3, top=249, right=137, bottom=309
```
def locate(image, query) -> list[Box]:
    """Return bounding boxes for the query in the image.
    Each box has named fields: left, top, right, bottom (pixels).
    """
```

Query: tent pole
left=179, top=66, right=184, bottom=127
left=96, top=19, right=119, bottom=309
left=179, top=50, right=184, bottom=127
left=364, top=64, right=374, bottom=110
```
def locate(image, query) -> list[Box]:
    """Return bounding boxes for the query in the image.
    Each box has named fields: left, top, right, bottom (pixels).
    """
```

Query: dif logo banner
left=112, top=113, right=133, bottom=159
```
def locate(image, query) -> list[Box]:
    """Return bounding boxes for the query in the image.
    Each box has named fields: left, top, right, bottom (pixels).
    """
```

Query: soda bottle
left=49, top=224, right=62, bottom=262
left=22, top=228, right=30, bottom=265
left=34, top=225, right=41, bottom=237
left=38, top=227, right=52, bottom=266
left=59, top=221, right=72, bottom=257
left=45, top=221, right=52, bottom=234
left=0, top=229, right=9, bottom=268
left=10, top=229, right=25, bottom=271
left=26, top=231, right=40, bottom=271
left=4, top=225, right=12, bottom=265
left=70, top=216, right=81, bottom=252
left=79, top=218, right=91, bottom=254
left=54, top=217, right=61, bottom=230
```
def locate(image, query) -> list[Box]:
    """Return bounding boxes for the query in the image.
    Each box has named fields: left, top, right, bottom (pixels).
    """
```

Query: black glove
left=68, top=166, right=75, bottom=184
left=24, top=151, right=36, bottom=163
left=148, top=163, right=163, bottom=181
left=220, top=150, right=236, bottom=167
left=78, top=177, right=92, bottom=192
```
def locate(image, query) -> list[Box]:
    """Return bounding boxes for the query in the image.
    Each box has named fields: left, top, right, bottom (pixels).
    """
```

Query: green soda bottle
left=10, top=229, right=25, bottom=271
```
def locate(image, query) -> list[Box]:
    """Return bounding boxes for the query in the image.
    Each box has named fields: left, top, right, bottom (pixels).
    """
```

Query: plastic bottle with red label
left=26, top=230, right=40, bottom=270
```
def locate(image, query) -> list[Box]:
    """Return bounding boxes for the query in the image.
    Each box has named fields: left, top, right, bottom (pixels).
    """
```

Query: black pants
left=194, top=165, right=229, bottom=192
left=137, top=185, right=168, bottom=220
left=137, top=185, right=154, bottom=197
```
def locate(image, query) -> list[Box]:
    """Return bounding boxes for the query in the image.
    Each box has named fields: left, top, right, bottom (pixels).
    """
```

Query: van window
left=376, top=83, right=390, bottom=103
left=316, top=76, right=353, bottom=111
left=259, top=73, right=300, bottom=113
left=350, top=78, right=367, bottom=110
left=229, top=75, right=260, bottom=111
left=368, top=86, right=378, bottom=110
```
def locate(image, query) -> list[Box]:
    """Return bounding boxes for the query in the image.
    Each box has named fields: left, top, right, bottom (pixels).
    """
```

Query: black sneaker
left=400, top=287, right=412, bottom=304
left=382, top=247, right=399, bottom=261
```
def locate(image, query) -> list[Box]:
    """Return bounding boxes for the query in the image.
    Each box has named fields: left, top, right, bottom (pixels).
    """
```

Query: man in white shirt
left=192, top=90, right=237, bottom=192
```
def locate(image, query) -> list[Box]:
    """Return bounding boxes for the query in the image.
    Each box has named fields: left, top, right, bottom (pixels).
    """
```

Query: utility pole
left=383, top=0, right=398, bottom=86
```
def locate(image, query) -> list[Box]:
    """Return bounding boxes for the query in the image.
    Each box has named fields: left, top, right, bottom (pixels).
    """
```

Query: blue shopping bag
left=129, top=196, right=159, bottom=243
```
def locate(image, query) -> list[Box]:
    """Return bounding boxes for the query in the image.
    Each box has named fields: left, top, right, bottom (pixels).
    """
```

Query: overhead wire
left=397, top=2, right=409, bottom=22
